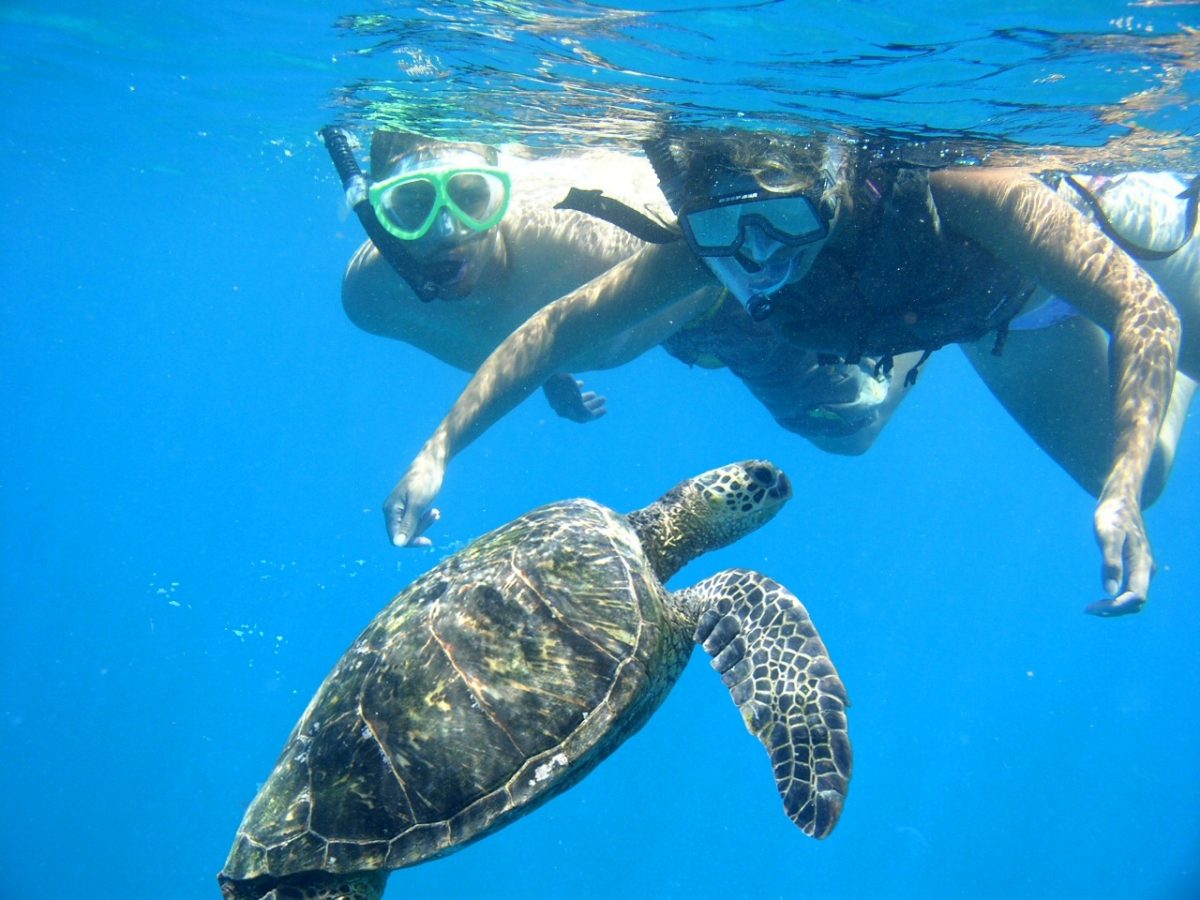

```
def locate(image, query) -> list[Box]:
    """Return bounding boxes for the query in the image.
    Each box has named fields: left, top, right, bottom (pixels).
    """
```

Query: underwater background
left=2, top=2, right=1198, bottom=898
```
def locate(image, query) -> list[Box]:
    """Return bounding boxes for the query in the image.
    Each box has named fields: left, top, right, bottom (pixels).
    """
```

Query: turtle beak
left=774, top=471, right=792, bottom=500
left=745, top=461, right=791, bottom=501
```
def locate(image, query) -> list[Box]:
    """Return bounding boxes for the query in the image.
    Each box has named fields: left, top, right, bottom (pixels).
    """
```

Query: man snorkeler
left=328, top=129, right=655, bottom=417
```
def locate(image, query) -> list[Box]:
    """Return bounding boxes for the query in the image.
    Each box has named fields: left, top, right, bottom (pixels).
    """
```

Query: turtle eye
left=748, top=464, right=775, bottom=486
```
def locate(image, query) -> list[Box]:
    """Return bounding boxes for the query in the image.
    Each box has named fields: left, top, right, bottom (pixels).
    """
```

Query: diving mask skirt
left=369, top=150, right=511, bottom=242
left=680, top=179, right=831, bottom=315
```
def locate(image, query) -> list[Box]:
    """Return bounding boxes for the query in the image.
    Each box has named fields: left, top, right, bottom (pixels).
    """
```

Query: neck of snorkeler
left=321, top=128, right=511, bottom=302
left=645, top=134, right=843, bottom=321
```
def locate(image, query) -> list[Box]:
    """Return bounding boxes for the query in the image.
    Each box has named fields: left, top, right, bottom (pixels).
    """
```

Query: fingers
left=1084, top=591, right=1146, bottom=617
left=412, top=507, right=441, bottom=543
left=386, top=498, right=413, bottom=547
left=1098, top=529, right=1124, bottom=598
left=385, top=483, right=437, bottom=547
left=544, top=374, right=603, bottom=421
left=382, top=450, right=447, bottom=546
left=1092, top=498, right=1153, bottom=616
left=388, top=504, right=441, bottom=548
left=1095, top=496, right=1132, bottom=596
left=1124, top=532, right=1155, bottom=601
left=580, top=391, right=607, bottom=419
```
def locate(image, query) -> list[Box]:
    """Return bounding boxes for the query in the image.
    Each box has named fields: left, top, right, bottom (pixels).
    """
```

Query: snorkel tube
left=319, top=126, right=440, bottom=302
left=642, top=136, right=686, bottom=214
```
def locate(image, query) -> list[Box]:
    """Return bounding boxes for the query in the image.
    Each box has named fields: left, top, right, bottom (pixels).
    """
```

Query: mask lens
left=754, top=197, right=824, bottom=241
left=683, top=195, right=825, bottom=255
left=685, top=203, right=749, bottom=252
left=378, top=177, right=438, bottom=235
left=446, top=171, right=506, bottom=224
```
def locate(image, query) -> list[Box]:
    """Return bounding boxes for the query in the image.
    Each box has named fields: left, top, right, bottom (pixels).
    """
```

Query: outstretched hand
left=542, top=372, right=607, bottom=423
left=384, top=450, right=445, bottom=547
left=1086, top=494, right=1153, bottom=617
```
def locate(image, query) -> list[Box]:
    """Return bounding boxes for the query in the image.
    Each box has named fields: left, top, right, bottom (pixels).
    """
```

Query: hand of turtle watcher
left=542, top=372, right=607, bottom=423
left=1086, top=493, right=1153, bottom=617
left=384, top=450, right=445, bottom=547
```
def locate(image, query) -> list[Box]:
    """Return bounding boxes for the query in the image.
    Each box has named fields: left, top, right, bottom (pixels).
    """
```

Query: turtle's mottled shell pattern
left=223, top=499, right=691, bottom=881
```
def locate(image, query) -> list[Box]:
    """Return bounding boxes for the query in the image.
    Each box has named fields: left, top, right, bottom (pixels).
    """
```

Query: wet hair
left=671, top=128, right=853, bottom=215
left=369, top=130, right=499, bottom=180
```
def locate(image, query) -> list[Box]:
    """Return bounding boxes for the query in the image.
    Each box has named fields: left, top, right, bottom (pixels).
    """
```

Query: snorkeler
left=659, top=166, right=1197, bottom=492
left=326, top=129, right=661, bottom=425
left=382, top=129, right=1194, bottom=618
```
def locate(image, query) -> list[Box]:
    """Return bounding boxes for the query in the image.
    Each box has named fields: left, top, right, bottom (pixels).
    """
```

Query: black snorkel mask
left=643, top=137, right=832, bottom=322
left=320, top=126, right=441, bottom=302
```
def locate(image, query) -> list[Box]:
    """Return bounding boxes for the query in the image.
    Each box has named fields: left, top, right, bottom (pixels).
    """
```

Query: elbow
left=340, top=243, right=394, bottom=335
left=341, top=284, right=367, bottom=328
left=342, top=289, right=372, bottom=333
left=341, top=278, right=393, bottom=338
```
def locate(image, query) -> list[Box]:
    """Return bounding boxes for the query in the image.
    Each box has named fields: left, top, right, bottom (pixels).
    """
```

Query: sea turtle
left=219, top=460, right=851, bottom=900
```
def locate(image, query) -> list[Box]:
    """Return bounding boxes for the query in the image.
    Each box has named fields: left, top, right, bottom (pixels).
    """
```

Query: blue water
left=2, top=3, right=1198, bottom=898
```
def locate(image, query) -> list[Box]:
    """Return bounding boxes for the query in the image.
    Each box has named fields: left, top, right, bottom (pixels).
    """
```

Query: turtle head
left=218, top=870, right=386, bottom=900
left=627, top=460, right=792, bottom=582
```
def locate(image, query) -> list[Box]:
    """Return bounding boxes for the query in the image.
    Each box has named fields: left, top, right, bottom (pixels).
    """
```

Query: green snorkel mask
left=369, top=164, right=511, bottom=241
left=320, top=127, right=511, bottom=302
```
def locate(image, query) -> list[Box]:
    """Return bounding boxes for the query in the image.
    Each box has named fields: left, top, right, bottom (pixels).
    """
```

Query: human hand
left=542, top=372, right=607, bottom=423
left=1085, top=494, right=1153, bottom=617
left=383, top=450, right=445, bottom=547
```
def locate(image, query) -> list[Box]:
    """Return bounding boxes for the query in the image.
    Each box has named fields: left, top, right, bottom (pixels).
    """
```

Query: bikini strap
left=1064, top=173, right=1199, bottom=262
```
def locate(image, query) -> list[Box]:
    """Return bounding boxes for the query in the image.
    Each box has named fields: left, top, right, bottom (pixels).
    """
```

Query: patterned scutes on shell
left=223, top=499, right=689, bottom=881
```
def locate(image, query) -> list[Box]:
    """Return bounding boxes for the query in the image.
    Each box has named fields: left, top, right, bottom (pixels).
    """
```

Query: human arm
left=931, top=168, right=1182, bottom=614
left=962, top=314, right=1195, bottom=509
left=386, top=240, right=715, bottom=546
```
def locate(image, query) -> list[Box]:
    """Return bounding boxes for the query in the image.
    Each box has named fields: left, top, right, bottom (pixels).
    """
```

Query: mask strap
left=554, top=188, right=680, bottom=244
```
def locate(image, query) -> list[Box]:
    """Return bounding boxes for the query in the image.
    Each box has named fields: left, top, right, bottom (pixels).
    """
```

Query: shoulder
left=501, top=146, right=667, bottom=214
left=928, top=166, right=1045, bottom=211
left=341, top=240, right=422, bottom=338
left=927, top=166, right=1072, bottom=250
left=500, top=147, right=669, bottom=259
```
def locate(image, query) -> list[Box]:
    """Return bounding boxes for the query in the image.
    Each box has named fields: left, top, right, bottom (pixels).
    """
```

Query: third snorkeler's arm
left=930, top=167, right=1182, bottom=615
left=386, top=241, right=715, bottom=546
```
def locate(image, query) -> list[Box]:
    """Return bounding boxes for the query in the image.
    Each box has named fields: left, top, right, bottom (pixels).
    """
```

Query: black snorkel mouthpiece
left=319, top=126, right=440, bottom=302
left=747, top=295, right=774, bottom=321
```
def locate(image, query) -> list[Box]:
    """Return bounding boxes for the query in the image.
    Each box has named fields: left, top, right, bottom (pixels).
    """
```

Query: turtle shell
left=221, top=498, right=689, bottom=883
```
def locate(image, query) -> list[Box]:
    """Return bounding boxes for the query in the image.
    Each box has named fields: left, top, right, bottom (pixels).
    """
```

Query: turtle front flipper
left=681, top=568, right=851, bottom=839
